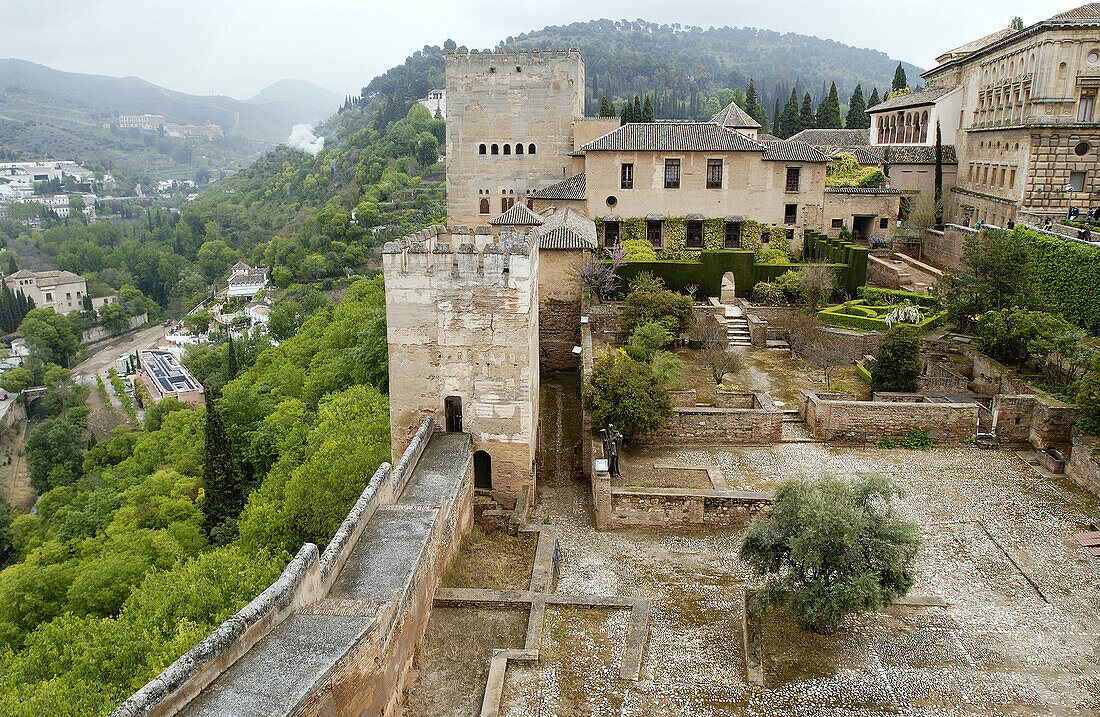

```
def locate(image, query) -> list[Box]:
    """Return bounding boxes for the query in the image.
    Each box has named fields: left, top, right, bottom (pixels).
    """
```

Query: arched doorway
left=473, top=450, right=491, bottom=490
left=720, top=271, right=737, bottom=303
left=445, top=396, right=462, bottom=433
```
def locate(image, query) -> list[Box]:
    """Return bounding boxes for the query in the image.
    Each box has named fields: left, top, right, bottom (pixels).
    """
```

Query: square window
left=647, top=220, right=663, bottom=248
left=880, top=217, right=889, bottom=229
left=785, top=167, right=801, bottom=192
left=604, top=221, right=620, bottom=247
left=706, top=159, right=723, bottom=189
left=724, top=222, right=742, bottom=249
left=664, top=159, right=680, bottom=189
left=686, top=220, right=703, bottom=248
left=620, top=163, right=633, bottom=190
left=1070, top=171, right=1086, bottom=192
left=831, top=218, right=844, bottom=229
left=784, top=204, right=798, bottom=225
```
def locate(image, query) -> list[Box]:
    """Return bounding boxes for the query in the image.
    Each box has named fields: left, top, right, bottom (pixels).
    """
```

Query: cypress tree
left=201, top=393, right=242, bottom=538
left=642, top=95, right=655, bottom=122
left=779, top=88, right=800, bottom=139
left=226, top=337, right=239, bottom=380
left=633, top=96, right=642, bottom=123
left=934, top=122, right=944, bottom=226
left=745, top=79, right=767, bottom=127
left=599, top=96, right=613, bottom=117
left=845, top=84, right=869, bottom=129
left=620, top=103, right=631, bottom=126
left=868, top=87, right=880, bottom=108
left=6, top=256, right=15, bottom=274
left=773, top=96, right=781, bottom=134
left=892, top=63, right=907, bottom=93
left=799, top=92, right=816, bottom=132
left=816, top=82, right=842, bottom=129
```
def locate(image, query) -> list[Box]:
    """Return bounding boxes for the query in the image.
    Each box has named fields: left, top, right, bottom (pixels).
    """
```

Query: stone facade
left=445, top=48, right=584, bottom=227
left=537, top=249, right=582, bottom=371
left=383, top=227, right=539, bottom=499
left=822, top=188, right=901, bottom=240
left=920, top=8, right=1100, bottom=225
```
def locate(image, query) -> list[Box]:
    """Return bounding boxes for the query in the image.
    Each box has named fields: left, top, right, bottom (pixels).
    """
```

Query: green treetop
left=816, top=81, right=842, bottom=129
left=892, top=62, right=907, bottom=92
left=845, top=84, right=869, bottom=129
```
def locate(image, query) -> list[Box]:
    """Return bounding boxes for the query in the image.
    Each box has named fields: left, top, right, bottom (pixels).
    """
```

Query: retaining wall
left=1069, top=433, right=1100, bottom=498
left=603, top=485, right=773, bottom=528
left=799, top=390, right=977, bottom=443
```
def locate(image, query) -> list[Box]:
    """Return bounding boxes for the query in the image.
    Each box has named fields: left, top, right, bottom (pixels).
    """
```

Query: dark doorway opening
left=445, top=396, right=462, bottom=433
left=852, top=215, right=875, bottom=243
left=473, top=450, right=492, bottom=490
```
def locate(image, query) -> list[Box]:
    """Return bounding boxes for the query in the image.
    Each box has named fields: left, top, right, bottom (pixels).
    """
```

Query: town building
left=163, top=122, right=224, bottom=139
left=912, top=4, right=1100, bottom=226
left=4, top=269, right=87, bottom=314
left=226, top=261, right=268, bottom=299
left=418, top=89, right=446, bottom=118
left=136, top=349, right=205, bottom=406
left=118, top=114, right=166, bottom=131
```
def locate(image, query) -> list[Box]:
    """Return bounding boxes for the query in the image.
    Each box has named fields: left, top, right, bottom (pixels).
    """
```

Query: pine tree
left=816, top=81, right=842, bottom=129
left=892, top=63, right=907, bottom=93
left=6, top=256, right=15, bottom=274
left=934, top=122, right=944, bottom=226
left=845, top=84, right=869, bottom=129
left=201, top=394, right=242, bottom=538
left=642, top=95, right=655, bottom=122
left=620, top=103, right=631, bottom=126
left=799, top=92, right=816, bottom=132
left=226, top=337, right=239, bottom=380
left=599, top=96, right=613, bottom=117
left=868, top=87, right=881, bottom=108
left=779, top=88, right=800, bottom=139
left=633, top=96, right=642, bottom=123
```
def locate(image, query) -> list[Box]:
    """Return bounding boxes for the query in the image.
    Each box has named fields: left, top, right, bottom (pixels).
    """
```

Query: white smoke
left=286, top=124, right=324, bottom=155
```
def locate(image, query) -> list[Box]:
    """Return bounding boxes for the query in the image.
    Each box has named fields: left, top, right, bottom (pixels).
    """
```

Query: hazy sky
left=0, top=0, right=1078, bottom=98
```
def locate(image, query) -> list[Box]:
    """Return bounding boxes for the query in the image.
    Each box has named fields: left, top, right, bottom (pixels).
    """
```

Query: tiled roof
left=580, top=122, right=764, bottom=152
left=789, top=129, right=869, bottom=147
left=870, top=86, right=959, bottom=113
left=761, top=140, right=830, bottom=162
left=883, top=144, right=959, bottom=164
left=938, top=27, right=1018, bottom=61
left=1049, top=3, right=1100, bottom=22
left=711, top=101, right=761, bottom=129
left=488, top=202, right=545, bottom=226
left=531, top=173, right=586, bottom=201
left=536, top=208, right=597, bottom=250
left=827, top=146, right=885, bottom=165
left=824, top=186, right=901, bottom=195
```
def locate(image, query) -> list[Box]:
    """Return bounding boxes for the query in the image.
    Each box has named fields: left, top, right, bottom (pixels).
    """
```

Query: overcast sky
left=0, top=0, right=1079, bottom=98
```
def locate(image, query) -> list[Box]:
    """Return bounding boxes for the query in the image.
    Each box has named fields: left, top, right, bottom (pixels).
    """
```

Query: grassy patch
left=441, top=526, right=536, bottom=591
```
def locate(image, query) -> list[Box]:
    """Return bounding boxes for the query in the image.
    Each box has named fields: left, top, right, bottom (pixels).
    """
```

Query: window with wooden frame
left=620, top=163, right=634, bottom=189
left=664, top=159, right=680, bottom=189
left=706, top=159, right=723, bottom=189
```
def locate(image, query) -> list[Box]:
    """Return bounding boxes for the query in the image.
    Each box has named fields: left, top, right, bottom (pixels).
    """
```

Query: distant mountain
left=249, top=79, right=341, bottom=119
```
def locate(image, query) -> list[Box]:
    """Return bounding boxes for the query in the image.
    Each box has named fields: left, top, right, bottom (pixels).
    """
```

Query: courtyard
left=407, top=373, right=1100, bottom=716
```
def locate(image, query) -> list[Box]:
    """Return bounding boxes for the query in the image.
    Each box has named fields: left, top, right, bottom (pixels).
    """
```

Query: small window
left=1080, top=89, right=1096, bottom=122
left=685, top=220, right=703, bottom=248
left=479, top=144, right=487, bottom=155
left=604, top=220, right=620, bottom=247
left=724, top=221, right=742, bottom=249
left=664, top=159, right=680, bottom=189
left=785, top=167, right=801, bottom=192
left=528, top=143, right=536, bottom=155
left=784, top=204, right=797, bottom=225
left=620, top=163, right=634, bottom=189
left=491, top=144, right=499, bottom=155
left=479, top=198, right=490, bottom=214
left=880, top=217, right=889, bottom=229
left=606, top=195, right=618, bottom=207
left=706, top=159, right=723, bottom=189
left=502, top=197, right=515, bottom=213
left=45, top=293, right=52, bottom=302
left=66, top=292, right=71, bottom=300
left=831, top=218, right=844, bottom=229
left=647, top=220, right=663, bottom=248
left=1070, top=171, right=1086, bottom=192
left=503, top=144, right=511, bottom=155
left=1090, top=50, right=1100, bottom=64
left=516, top=143, right=524, bottom=155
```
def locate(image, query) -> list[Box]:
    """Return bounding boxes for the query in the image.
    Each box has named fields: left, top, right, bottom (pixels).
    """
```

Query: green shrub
left=622, top=237, right=657, bottom=262
left=582, top=348, right=672, bottom=439
left=818, top=300, right=946, bottom=332
left=871, top=326, right=921, bottom=393
left=750, top=281, right=785, bottom=306
left=622, top=287, right=693, bottom=335
left=757, top=248, right=790, bottom=265
left=774, top=270, right=804, bottom=304
left=628, top=271, right=666, bottom=294
left=875, top=428, right=934, bottom=450
left=629, top=322, right=673, bottom=359
left=857, top=286, right=940, bottom=308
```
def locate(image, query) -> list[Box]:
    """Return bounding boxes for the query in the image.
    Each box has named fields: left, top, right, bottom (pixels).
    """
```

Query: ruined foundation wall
left=799, top=390, right=977, bottom=443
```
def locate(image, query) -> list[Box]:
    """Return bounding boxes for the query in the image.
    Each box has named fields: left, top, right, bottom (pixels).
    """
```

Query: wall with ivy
left=1022, top=228, right=1100, bottom=334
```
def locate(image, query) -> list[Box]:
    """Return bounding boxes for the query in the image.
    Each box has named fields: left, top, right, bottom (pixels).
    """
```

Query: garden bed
left=818, top=299, right=946, bottom=332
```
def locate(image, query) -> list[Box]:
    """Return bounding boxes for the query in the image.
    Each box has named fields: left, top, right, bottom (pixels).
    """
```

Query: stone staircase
left=723, top=305, right=752, bottom=347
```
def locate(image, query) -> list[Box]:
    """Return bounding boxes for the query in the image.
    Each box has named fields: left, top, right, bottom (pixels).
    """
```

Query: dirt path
left=72, top=323, right=166, bottom=379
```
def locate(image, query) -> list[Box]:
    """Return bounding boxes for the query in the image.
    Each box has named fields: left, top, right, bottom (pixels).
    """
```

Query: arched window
left=479, top=198, right=489, bottom=214
left=503, top=144, right=511, bottom=155
left=528, top=143, right=536, bottom=155
left=473, top=450, right=491, bottom=490
left=479, top=144, right=487, bottom=155
left=515, top=143, right=524, bottom=155
left=921, top=111, right=929, bottom=142
left=491, top=144, right=499, bottom=155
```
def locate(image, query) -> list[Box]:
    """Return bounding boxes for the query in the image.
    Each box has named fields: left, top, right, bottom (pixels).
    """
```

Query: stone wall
left=799, top=390, right=978, bottom=443
left=539, top=296, right=581, bottom=371
left=82, top=312, right=149, bottom=345
left=603, top=485, right=773, bottom=528
left=648, top=403, right=783, bottom=445
left=921, top=225, right=970, bottom=271
left=1068, top=433, right=1100, bottom=498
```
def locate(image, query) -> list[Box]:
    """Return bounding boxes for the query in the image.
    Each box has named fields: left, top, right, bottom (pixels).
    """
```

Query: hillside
left=249, top=79, right=342, bottom=114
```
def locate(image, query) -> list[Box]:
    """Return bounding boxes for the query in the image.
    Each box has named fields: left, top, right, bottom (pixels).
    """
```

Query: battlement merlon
left=382, top=226, right=537, bottom=285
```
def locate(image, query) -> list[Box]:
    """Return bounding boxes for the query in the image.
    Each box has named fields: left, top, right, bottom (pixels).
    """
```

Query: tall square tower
left=445, top=48, right=584, bottom=227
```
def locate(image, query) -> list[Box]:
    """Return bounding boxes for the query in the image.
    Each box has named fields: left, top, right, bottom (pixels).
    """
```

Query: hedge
left=1019, top=227, right=1100, bottom=334
left=855, top=361, right=873, bottom=385
left=857, top=286, right=941, bottom=308
left=818, top=300, right=947, bottom=332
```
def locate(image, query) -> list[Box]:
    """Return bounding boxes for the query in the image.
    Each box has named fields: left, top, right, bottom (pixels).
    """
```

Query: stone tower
left=445, top=47, right=585, bottom=227
left=382, top=226, right=539, bottom=501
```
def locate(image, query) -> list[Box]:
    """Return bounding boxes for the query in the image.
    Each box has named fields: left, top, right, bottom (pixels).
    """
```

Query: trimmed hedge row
left=857, top=286, right=941, bottom=308
left=855, top=361, right=873, bottom=385
left=1020, top=227, right=1100, bottom=334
